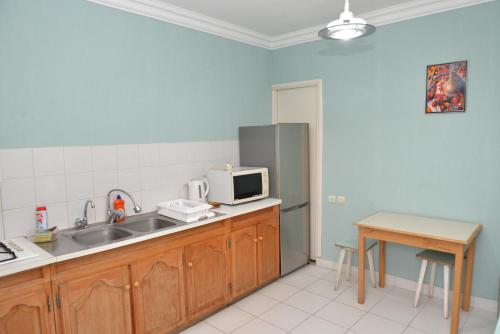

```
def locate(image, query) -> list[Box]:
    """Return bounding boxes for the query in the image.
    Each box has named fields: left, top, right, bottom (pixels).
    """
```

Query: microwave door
left=233, top=173, right=263, bottom=201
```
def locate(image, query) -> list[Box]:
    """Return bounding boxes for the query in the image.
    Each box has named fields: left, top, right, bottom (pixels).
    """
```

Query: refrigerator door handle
left=280, top=202, right=309, bottom=213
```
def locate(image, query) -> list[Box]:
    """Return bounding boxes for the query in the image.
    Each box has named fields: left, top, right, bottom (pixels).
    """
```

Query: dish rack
left=157, top=199, right=214, bottom=223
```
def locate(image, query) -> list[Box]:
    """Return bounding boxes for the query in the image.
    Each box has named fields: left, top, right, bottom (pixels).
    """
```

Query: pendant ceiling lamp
left=318, top=0, right=375, bottom=40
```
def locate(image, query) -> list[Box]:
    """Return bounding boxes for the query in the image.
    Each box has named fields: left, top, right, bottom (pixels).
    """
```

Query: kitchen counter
left=0, top=198, right=281, bottom=279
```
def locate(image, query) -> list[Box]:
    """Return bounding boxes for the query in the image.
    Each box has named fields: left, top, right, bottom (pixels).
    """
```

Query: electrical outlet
left=328, top=195, right=336, bottom=203
left=337, top=195, right=346, bottom=204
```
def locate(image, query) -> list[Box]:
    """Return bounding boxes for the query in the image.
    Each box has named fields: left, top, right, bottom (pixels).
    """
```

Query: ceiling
left=157, top=0, right=407, bottom=36
left=90, top=0, right=494, bottom=49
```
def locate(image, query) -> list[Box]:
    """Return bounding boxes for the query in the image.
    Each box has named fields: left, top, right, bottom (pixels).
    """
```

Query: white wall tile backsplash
left=33, top=147, right=65, bottom=176
left=64, top=146, right=92, bottom=174
left=0, top=148, right=33, bottom=179
left=0, top=140, right=239, bottom=239
left=0, top=178, right=36, bottom=210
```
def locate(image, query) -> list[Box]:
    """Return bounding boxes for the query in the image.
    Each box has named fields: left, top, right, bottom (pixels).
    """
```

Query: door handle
left=281, top=202, right=308, bottom=213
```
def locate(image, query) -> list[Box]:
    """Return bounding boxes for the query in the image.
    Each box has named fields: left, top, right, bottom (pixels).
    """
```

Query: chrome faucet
left=106, top=189, right=142, bottom=224
left=75, top=199, right=95, bottom=229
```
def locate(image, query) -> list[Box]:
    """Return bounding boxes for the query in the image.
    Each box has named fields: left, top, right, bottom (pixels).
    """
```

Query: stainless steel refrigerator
left=239, top=124, right=310, bottom=275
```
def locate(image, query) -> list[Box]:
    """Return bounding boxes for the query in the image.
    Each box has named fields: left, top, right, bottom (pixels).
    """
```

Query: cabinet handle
left=47, top=296, right=52, bottom=312
left=258, top=236, right=263, bottom=241
left=124, top=284, right=131, bottom=291
left=134, top=281, right=139, bottom=288
left=254, top=238, right=258, bottom=243
left=188, top=262, right=193, bottom=267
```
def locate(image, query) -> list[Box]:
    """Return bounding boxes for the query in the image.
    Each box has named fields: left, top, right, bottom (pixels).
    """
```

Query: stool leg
left=444, top=264, right=450, bottom=319
left=414, top=259, right=428, bottom=308
left=429, top=262, right=437, bottom=297
left=335, top=248, right=346, bottom=290
left=367, top=249, right=376, bottom=288
left=346, top=249, right=353, bottom=281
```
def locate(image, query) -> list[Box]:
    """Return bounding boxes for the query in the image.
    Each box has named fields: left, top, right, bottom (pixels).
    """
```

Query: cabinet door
left=0, top=290, right=54, bottom=334
left=57, top=266, right=133, bottom=334
left=230, top=225, right=258, bottom=298
left=185, top=236, right=228, bottom=320
left=131, top=248, right=186, bottom=334
left=258, top=217, right=280, bottom=284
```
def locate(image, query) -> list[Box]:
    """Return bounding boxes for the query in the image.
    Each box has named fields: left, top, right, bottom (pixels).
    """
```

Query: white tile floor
left=181, top=264, right=498, bottom=334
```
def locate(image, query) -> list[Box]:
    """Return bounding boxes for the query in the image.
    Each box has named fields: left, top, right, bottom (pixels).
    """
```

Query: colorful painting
left=426, top=61, right=467, bottom=113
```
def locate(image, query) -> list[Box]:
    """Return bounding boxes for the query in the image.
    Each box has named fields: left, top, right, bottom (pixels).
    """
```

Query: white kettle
left=188, top=179, right=210, bottom=202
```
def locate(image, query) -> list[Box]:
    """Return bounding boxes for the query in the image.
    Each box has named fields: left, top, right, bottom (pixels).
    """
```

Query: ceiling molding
left=88, top=0, right=494, bottom=50
left=269, top=0, right=495, bottom=49
left=87, top=0, right=272, bottom=48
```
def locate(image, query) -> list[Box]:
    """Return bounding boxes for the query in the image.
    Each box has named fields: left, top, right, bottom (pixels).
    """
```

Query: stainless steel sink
left=123, top=218, right=177, bottom=233
left=72, top=227, right=132, bottom=246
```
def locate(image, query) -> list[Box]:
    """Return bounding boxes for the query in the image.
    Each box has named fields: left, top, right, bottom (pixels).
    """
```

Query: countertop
left=0, top=198, right=281, bottom=278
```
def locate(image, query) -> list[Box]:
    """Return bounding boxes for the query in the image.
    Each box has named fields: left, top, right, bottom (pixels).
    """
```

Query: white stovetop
left=0, top=198, right=281, bottom=279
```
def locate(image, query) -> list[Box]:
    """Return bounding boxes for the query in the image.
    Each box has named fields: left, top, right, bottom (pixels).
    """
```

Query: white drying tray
left=157, top=199, right=214, bottom=223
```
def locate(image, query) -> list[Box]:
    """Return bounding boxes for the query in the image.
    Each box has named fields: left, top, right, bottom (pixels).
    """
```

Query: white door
left=272, top=80, right=323, bottom=260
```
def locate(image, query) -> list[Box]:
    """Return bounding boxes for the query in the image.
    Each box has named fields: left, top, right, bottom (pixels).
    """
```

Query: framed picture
left=426, top=61, right=467, bottom=113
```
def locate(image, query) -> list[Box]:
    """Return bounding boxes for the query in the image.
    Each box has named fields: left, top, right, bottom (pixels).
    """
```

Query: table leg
left=462, top=238, right=476, bottom=311
left=450, top=246, right=464, bottom=334
left=379, top=240, right=386, bottom=288
left=358, top=228, right=366, bottom=304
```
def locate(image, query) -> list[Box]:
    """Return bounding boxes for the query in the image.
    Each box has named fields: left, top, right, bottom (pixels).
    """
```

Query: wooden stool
left=414, top=249, right=455, bottom=319
left=334, top=241, right=377, bottom=290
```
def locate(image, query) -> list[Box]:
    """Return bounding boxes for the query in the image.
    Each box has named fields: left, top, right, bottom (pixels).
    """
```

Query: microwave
left=207, top=167, right=269, bottom=205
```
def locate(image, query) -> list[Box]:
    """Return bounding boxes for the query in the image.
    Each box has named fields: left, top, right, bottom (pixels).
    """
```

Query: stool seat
left=414, top=249, right=453, bottom=319
left=334, top=241, right=377, bottom=290
left=334, top=240, right=377, bottom=251
left=416, top=250, right=454, bottom=265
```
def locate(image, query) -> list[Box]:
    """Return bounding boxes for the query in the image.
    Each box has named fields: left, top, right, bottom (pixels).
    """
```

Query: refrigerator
left=239, top=124, right=310, bottom=275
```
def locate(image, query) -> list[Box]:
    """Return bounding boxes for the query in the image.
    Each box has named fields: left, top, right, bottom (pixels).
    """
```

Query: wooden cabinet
left=0, top=290, right=53, bottom=334
left=130, top=248, right=186, bottom=334
left=0, top=205, right=280, bottom=334
left=230, top=206, right=280, bottom=299
left=230, top=225, right=258, bottom=298
left=0, top=267, right=55, bottom=334
left=257, top=216, right=280, bottom=284
left=185, top=235, right=228, bottom=320
left=56, top=266, right=133, bottom=334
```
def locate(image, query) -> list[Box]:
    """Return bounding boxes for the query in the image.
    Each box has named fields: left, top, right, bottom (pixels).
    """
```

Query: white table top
left=355, top=212, right=481, bottom=245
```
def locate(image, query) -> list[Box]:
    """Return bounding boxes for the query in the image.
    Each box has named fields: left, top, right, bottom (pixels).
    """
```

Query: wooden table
left=356, top=212, right=482, bottom=334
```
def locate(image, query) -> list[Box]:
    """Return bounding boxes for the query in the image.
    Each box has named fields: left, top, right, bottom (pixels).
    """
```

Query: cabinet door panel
left=258, top=217, right=280, bottom=284
left=0, top=290, right=53, bottom=334
left=57, top=266, right=133, bottom=334
left=230, top=225, right=258, bottom=298
left=185, top=236, right=227, bottom=320
left=131, top=248, right=186, bottom=334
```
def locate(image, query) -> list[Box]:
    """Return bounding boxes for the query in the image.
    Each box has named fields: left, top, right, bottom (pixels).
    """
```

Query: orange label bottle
left=113, top=195, right=126, bottom=222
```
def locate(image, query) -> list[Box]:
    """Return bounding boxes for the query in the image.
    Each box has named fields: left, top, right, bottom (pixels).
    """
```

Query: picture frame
left=426, top=61, right=467, bottom=114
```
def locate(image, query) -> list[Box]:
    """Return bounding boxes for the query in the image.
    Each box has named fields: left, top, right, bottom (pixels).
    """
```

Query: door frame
left=271, top=79, right=323, bottom=259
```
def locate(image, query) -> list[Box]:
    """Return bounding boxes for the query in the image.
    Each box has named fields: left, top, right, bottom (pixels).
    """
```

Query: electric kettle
left=187, top=179, right=210, bottom=202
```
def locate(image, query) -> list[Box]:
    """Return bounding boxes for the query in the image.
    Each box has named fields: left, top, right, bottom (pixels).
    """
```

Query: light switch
left=337, top=195, right=346, bottom=204
left=328, top=195, right=336, bottom=203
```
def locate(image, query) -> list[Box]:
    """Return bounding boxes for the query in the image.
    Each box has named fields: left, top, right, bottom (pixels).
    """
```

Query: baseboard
left=315, top=257, right=498, bottom=313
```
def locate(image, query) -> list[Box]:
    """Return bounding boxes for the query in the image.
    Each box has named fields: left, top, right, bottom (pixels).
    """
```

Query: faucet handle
left=75, top=217, right=88, bottom=228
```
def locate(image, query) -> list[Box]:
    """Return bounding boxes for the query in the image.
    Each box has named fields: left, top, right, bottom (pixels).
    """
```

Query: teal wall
left=1, top=0, right=499, bottom=300
left=0, top=0, right=271, bottom=148
left=272, top=2, right=500, bottom=299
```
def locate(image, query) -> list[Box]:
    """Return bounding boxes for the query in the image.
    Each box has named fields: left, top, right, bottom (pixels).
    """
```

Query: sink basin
left=124, top=218, right=177, bottom=233
left=72, top=227, right=132, bottom=246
